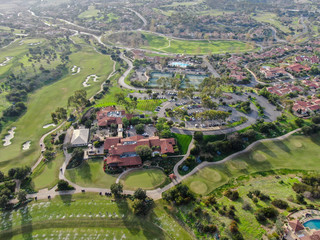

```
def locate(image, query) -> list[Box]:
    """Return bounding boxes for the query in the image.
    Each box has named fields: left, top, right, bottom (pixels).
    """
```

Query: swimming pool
left=169, top=62, right=190, bottom=68
left=304, top=219, right=320, bottom=230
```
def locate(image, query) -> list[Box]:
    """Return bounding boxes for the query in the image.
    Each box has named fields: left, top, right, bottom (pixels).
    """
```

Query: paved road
left=203, top=56, right=220, bottom=78
left=173, top=139, right=194, bottom=180
left=126, top=8, right=147, bottom=29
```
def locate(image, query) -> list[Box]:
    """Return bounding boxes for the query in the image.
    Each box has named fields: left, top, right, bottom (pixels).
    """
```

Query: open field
left=121, top=169, right=168, bottom=190
left=173, top=133, right=192, bottom=155
left=65, top=158, right=118, bottom=188
left=0, top=43, right=113, bottom=174
left=0, top=193, right=192, bottom=240
left=78, top=5, right=100, bottom=19
left=106, top=32, right=258, bottom=55
left=184, top=132, right=320, bottom=195
left=252, top=12, right=290, bottom=33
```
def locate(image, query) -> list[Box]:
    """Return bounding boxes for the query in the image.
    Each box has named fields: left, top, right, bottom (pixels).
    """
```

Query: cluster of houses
left=69, top=106, right=177, bottom=171
left=292, top=97, right=320, bottom=116
left=295, top=55, right=319, bottom=64
left=285, top=219, right=320, bottom=240
left=260, top=66, right=290, bottom=79
left=220, top=56, right=249, bottom=82
left=267, top=83, right=303, bottom=96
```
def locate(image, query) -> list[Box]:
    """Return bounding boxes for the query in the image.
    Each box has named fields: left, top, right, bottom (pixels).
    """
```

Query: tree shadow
left=78, top=161, right=92, bottom=182
left=0, top=211, right=13, bottom=239
left=20, top=206, right=33, bottom=240
left=274, top=140, right=291, bottom=154
left=58, top=194, right=73, bottom=205
left=115, top=199, right=166, bottom=239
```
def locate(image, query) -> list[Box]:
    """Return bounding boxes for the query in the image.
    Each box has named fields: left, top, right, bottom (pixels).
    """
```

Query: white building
left=71, top=129, right=89, bottom=147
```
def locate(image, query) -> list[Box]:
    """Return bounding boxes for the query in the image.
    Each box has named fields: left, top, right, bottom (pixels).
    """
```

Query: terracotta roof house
left=97, top=107, right=133, bottom=128
left=287, top=64, right=311, bottom=73
left=289, top=220, right=304, bottom=232
left=104, top=136, right=176, bottom=169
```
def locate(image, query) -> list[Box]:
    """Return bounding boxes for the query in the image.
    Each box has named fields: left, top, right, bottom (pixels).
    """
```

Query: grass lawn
left=121, top=169, right=168, bottom=190
left=173, top=133, right=192, bottom=155
left=184, top=132, right=320, bottom=195
left=78, top=5, right=100, bottom=19
left=0, top=193, right=192, bottom=240
left=0, top=43, right=114, bottom=174
left=136, top=99, right=166, bottom=112
left=252, top=12, right=290, bottom=33
left=31, top=151, right=65, bottom=190
left=107, top=32, right=257, bottom=55
left=65, top=158, right=118, bottom=188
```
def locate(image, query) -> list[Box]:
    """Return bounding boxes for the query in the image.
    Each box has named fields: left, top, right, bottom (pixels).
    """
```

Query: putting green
left=252, top=150, right=267, bottom=162
left=121, top=169, right=167, bottom=190
left=184, top=133, right=320, bottom=195
left=190, top=181, right=208, bottom=195
left=199, top=168, right=222, bottom=182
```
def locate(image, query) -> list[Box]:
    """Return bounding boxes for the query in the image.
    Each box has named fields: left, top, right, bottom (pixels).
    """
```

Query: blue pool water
left=304, top=219, right=320, bottom=230
left=169, top=62, right=190, bottom=68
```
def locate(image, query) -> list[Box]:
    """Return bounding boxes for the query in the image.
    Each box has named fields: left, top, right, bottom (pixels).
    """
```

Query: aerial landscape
left=1, top=0, right=320, bottom=239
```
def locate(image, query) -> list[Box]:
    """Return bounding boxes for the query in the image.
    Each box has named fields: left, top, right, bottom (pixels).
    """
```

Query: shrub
left=271, top=199, right=289, bottom=209
left=224, top=190, right=240, bottom=201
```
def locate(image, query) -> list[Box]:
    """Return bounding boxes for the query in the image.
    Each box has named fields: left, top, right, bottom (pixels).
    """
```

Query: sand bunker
left=22, top=141, right=31, bottom=150
left=71, top=65, right=81, bottom=75
left=43, top=123, right=56, bottom=129
left=2, top=127, right=16, bottom=146
left=252, top=151, right=267, bottom=162
left=200, top=168, right=222, bottom=182
left=83, top=74, right=99, bottom=87
left=0, top=57, right=12, bottom=67
left=190, top=181, right=208, bottom=195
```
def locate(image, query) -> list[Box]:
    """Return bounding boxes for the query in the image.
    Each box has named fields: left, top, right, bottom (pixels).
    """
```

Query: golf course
left=105, top=31, right=257, bottom=55
left=184, top=132, right=320, bottom=195
left=0, top=37, right=114, bottom=174
left=0, top=193, right=192, bottom=240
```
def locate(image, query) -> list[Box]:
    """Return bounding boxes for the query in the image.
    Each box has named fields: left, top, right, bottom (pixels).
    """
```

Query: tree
left=134, top=188, right=147, bottom=200
left=132, top=198, right=154, bottom=215
left=135, top=124, right=145, bottom=134
left=17, top=190, right=27, bottom=203
left=0, top=195, right=9, bottom=209
left=57, top=180, right=74, bottom=191
left=295, top=118, right=304, bottom=127
left=68, top=90, right=88, bottom=113
left=193, top=131, right=204, bottom=142
left=135, top=145, right=152, bottom=161
left=110, top=183, right=123, bottom=198
left=0, top=171, right=4, bottom=182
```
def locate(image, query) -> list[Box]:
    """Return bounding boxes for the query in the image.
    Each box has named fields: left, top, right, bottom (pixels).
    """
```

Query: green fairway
left=0, top=194, right=192, bottom=240
left=78, top=5, right=100, bottom=19
left=0, top=44, right=114, bottom=174
left=252, top=12, right=290, bottom=33
left=106, top=32, right=257, bottom=55
left=31, top=151, right=65, bottom=190
left=121, top=169, right=168, bottom=190
left=173, top=133, right=192, bottom=154
left=184, top=132, right=320, bottom=195
left=65, top=158, right=118, bottom=188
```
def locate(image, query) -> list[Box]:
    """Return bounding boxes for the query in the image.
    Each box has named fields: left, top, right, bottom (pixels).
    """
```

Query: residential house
left=71, top=129, right=90, bottom=147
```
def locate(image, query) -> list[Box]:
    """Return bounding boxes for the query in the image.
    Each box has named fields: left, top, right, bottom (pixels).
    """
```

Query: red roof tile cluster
left=292, top=98, right=320, bottom=114
left=289, top=220, right=304, bottom=232
left=299, top=231, right=320, bottom=240
left=105, top=136, right=176, bottom=168
left=267, top=83, right=303, bottom=96
left=287, top=63, right=311, bottom=73
left=260, top=66, right=289, bottom=79
left=97, top=107, right=133, bottom=127
left=295, top=55, right=319, bottom=64
left=302, top=79, right=320, bottom=89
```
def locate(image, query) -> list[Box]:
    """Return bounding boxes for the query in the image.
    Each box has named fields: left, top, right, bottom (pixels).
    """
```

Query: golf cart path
left=28, top=128, right=301, bottom=200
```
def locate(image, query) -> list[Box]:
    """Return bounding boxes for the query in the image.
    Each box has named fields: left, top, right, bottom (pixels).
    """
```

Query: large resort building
left=104, top=135, right=176, bottom=169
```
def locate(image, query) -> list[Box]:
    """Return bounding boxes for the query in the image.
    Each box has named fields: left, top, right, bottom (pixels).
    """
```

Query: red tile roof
left=289, top=220, right=304, bottom=232
left=104, top=137, right=121, bottom=150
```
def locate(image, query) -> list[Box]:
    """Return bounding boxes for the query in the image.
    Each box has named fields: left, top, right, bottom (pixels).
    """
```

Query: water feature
left=43, top=123, right=56, bottom=129
left=304, top=219, right=320, bottom=230
left=22, top=141, right=31, bottom=150
left=2, top=127, right=16, bottom=146
left=169, top=61, right=191, bottom=68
